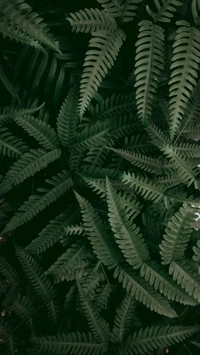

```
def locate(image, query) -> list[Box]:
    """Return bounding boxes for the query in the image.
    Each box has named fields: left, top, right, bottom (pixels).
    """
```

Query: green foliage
left=1, top=1, right=200, bottom=355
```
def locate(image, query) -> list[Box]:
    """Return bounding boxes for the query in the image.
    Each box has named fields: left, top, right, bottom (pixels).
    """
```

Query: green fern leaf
left=144, top=122, right=170, bottom=149
left=114, top=265, right=177, bottom=318
left=15, top=243, right=56, bottom=300
left=121, top=0, right=142, bottom=23
left=71, top=120, right=110, bottom=152
left=63, top=224, right=85, bottom=237
left=159, top=203, right=198, bottom=265
left=97, top=0, right=123, bottom=17
left=140, top=261, right=198, bottom=305
left=169, top=260, right=200, bottom=301
left=79, top=29, right=126, bottom=117
left=77, top=280, right=110, bottom=342
left=168, top=21, right=200, bottom=139
left=0, top=128, right=28, bottom=158
left=0, top=0, right=61, bottom=53
left=135, top=21, right=164, bottom=122
left=46, top=240, right=92, bottom=282
left=111, top=293, right=137, bottom=343
left=15, top=115, right=60, bottom=150
left=9, top=293, right=34, bottom=319
left=0, top=148, right=61, bottom=195
left=0, top=66, right=20, bottom=103
left=67, top=8, right=117, bottom=33
left=2, top=171, right=73, bottom=234
left=25, top=208, right=80, bottom=254
left=116, top=325, right=200, bottom=355
left=193, top=240, right=200, bottom=272
left=57, top=86, right=79, bottom=147
left=108, top=148, right=163, bottom=174
left=74, top=191, right=123, bottom=268
left=106, top=177, right=149, bottom=268
left=146, top=0, right=183, bottom=23
left=161, top=145, right=199, bottom=188
left=89, top=93, right=135, bottom=119
left=31, top=332, right=108, bottom=355
left=175, top=142, right=200, bottom=158
left=121, top=172, right=166, bottom=202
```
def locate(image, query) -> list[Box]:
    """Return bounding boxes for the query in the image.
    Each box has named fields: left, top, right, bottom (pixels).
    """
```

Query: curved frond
left=0, top=148, right=61, bottom=195
left=67, top=8, right=117, bottom=33
left=0, top=128, right=28, bottom=158
left=15, top=244, right=56, bottom=300
left=77, top=280, right=110, bottom=342
left=2, top=171, right=73, bottom=234
left=168, top=21, right=200, bottom=139
left=169, top=260, right=200, bottom=301
left=114, top=265, right=177, bottom=318
left=15, top=115, right=60, bottom=150
left=108, top=147, right=163, bottom=174
left=159, top=203, right=197, bottom=265
left=96, top=0, right=123, bottom=17
left=0, top=65, right=20, bottom=103
left=146, top=0, right=183, bottom=23
left=117, top=325, right=200, bottom=355
left=0, top=0, right=61, bottom=53
left=193, top=240, right=200, bottom=272
left=74, top=191, right=123, bottom=269
left=111, top=293, right=137, bottom=343
left=79, top=29, right=126, bottom=117
left=121, top=172, right=166, bottom=202
left=121, top=0, right=142, bottom=23
left=140, top=261, right=198, bottom=305
left=25, top=208, right=80, bottom=254
left=89, top=93, right=135, bottom=119
left=106, top=177, right=149, bottom=268
left=57, top=86, right=79, bottom=147
left=31, top=332, right=108, bottom=355
left=134, top=21, right=164, bottom=122
left=71, top=120, right=110, bottom=152
left=46, top=240, right=92, bottom=283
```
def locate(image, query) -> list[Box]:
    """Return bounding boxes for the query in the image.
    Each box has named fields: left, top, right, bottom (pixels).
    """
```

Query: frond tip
left=79, top=29, right=126, bottom=117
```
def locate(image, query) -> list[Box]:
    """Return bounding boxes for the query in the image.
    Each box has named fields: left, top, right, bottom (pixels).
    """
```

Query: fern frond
left=89, top=93, right=135, bottom=119
left=31, top=332, right=108, bottom=355
left=63, top=224, right=85, bottom=237
left=46, top=240, right=92, bottom=282
left=97, top=0, right=123, bottom=17
left=159, top=203, right=198, bottom=265
left=67, top=8, right=117, bottom=33
left=74, top=191, right=123, bottom=268
left=77, top=280, right=110, bottom=342
left=122, top=172, right=166, bottom=202
left=93, top=283, right=112, bottom=311
left=0, top=257, right=19, bottom=285
left=9, top=293, right=34, bottom=321
left=0, top=65, right=20, bottom=103
left=169, top=260, right=200, bottom=301
left=144, top=122, right=170, bottom=149
left=83, top=137, right=114, bottom=168
left=121, top=0, right=142, bottom=23
left=0, top=148, right=61, bottom=195
left=146, top=0, right=183, bottom=23
left=175, top=142, right=200, bottom=158
left=111, top=293, right=137, bottom=343
left=114, top=265, right=177, bottom=317
left=79, top=29, right=126, bottom=117
left=140, top=261, right=198, bottom=305
left=134, top=21, right=164, bottom=122
left=116, top=325, right=200, bottom=355
left=15, top=243, right=56, bottom=300
left=162, top=145, right=199, bottom=188
left=168, top=21, right=200, bottom=139
left=193, top=240, right=200, bottom=272
left=25, top=208, right=80, bottom=254
left=106, top=177, right=149, bottom=268
left=0, top=0, right=61, bottom=53
left=71, top=120, right=110, bottom=152
left=2, top=171, right=73, bottom=234
left=57, top=86, right=79, bottom=147
left=0, top=128, right=28, bottom=158
left=108, top=148, right=163, bottom=175
left=15, top=115, right=60, bottom=150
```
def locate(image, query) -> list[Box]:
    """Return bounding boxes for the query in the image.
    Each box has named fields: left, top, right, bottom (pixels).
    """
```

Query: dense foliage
left=1, top=0, right=200, bottom=354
